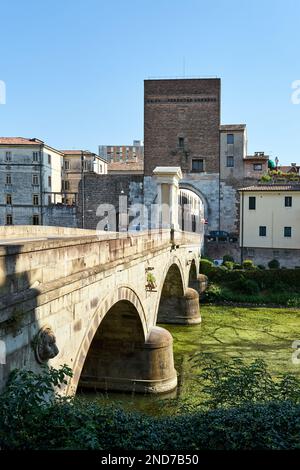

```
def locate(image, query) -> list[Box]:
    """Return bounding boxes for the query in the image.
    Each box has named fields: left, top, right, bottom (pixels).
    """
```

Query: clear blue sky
left=0, top=0, right=300, bottom=164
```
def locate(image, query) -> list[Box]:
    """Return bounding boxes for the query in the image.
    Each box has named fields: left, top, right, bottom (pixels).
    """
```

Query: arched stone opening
left=188, top=259, right=198, bottom=288
left=157, top=263, right=201, bottom=324
left=78, top=299, right=177, bottom=394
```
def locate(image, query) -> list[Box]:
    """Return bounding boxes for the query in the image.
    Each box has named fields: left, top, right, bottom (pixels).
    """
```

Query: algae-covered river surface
left=79, top=305, right=300, bottom=414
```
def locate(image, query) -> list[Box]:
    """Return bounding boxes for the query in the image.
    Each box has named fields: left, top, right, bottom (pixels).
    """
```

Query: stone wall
left=44, top=205, right=78, bottom=228
left=242, top=247, right=300, bottom=268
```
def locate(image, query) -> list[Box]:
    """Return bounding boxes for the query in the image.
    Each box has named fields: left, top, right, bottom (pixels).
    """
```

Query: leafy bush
left=223, top=254, right=234, bottom=263
left=233, top=263, right=242, bottom=270
left=2, top=363, right=300, bottom=450
left=242, top=259, right=256, bottom=270
left=257, top=264, right=266, bottom=270
left=223, top=261, right=234, bottom=270
left=287, top=297, right=300, bottom=308
left=268, top=259, right=280, bottom=269
left=242, top=279, right=260, bottom=295
left=200, top=258, right=214, bottom=275
left=190, top=356, right=300, bottom=409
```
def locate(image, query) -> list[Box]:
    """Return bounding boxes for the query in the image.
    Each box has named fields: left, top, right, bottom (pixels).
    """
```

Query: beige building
left=61, top=150, right=107, bottom=204
left=239, top=184, right=300, bottom=267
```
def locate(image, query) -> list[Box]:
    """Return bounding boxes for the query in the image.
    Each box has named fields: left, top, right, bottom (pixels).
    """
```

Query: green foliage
left=223, top=254, right=234, bottom=263
left=200, top=258, right=214, bottom=275
left=287, top=297, right=300, bottom=308
left=0, top=365, right=72, bottom=449
left=223, top=261, right=234, bottom=270
left=257, top=264, right=266, bottom=270
left=2, top=361, right=300, bottom=450
left=233, top=263, right=242, bottom=270
left=260, top=173, right=272, bottom=182
left=190, top=356, right=300, bottom=409
left=268, top=259, right=280, bottom=269
left=242, top=259, right=256, bottom=270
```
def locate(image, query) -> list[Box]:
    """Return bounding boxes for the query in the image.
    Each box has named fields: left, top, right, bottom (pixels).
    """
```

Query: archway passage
left=157, top=263, right=201, bottom=325
left=79, top=300, right=177, bottom=393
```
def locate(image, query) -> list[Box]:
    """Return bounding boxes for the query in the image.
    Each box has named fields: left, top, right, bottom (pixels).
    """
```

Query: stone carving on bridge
left=34, top=325, right=59, bottom=364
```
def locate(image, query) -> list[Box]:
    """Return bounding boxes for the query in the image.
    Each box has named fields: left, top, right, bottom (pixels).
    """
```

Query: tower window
left=192, top=159, right=204, bottom=172
left=178, top=137, right=185, bottom=148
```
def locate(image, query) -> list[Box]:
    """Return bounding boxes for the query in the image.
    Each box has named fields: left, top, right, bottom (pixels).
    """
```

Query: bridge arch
left=69, top=286, right=147, bottom=394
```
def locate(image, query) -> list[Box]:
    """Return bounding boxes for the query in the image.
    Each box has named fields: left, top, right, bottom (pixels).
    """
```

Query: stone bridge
left=0, top=227, right=203, bottom=395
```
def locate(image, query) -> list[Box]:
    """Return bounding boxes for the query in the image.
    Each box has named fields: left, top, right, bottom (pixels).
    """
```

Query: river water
left=77, top=306, right=300, bottom=415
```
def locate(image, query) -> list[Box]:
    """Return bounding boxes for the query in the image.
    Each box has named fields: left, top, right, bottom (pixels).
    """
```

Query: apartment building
left=99, top=140, right=144, bottom=172
left=0, top=137, right=63, bottom=226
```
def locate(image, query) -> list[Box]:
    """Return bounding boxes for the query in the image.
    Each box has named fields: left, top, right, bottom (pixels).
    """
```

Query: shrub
left=268, top=259, right=280, bottom=269
left=242, top=259, right=256, bottom=270
left=287, top=297, right=300, bottom=308
left=200, top=258, right=214, bottom=275
left=233, top=263, right=242, bottom=270
left=223, top=261, right=234, bottom=270
left=257, top=264, right=266, bottom=270
left=223, top=254, right=234, bottom=263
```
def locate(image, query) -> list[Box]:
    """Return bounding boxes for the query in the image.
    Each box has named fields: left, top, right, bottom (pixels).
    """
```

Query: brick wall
left=144, top=78, right=220, bottom=176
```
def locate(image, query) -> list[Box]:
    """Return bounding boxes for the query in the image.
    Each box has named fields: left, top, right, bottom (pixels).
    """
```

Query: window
left=100, top=164, right=103, bottom=173
left=284, top=226, right=292, bottom=237
left=33, top=194, right=39, bottom=206
left=33, top=151, right=39, bottom=162
left=32, top=215, right=39, bottom=225
left=249, top=196, right=256, bottom=210
left=6, top=174, right=11, bottom=185
left=259, top=226, right=266, bottom=237
left=253, top=163, right=262, bottom=171
left=226, top=156, right=234, bottom=167
left=285, top=196, right=292, bottom=207
left=178, top=137, right=185, bottom=148
left=6, top=194, right=12, bottom=205
left=62, top=180, right=70, bottom=191
left=83, top=161, right=89, bottom=171
left=48, top=195, right=52, bottom=205
left=32, top=174, right=39, bottom=185
left=48, top=176, right=51, bottom=187
left=227, top=134, right=234, bottom=144
left=48, top=154, right=51, bottom=164
left=192, top=159, right=204, bottom=172
left=6, top=214, right=12, bottom=225
left=64, top=160, right=70, bottom=170
left=5, top=151, right=12, bottom=161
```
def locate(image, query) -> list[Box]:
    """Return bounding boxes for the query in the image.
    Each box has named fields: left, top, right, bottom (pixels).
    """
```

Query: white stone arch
left=68, top=285, right=147, bottom=394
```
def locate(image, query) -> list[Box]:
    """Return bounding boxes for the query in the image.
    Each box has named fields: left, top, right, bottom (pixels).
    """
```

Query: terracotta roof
left=239, top=184, right=300, bottom=191
left=0, top=137, right=43, bottom=145
left=61, top=150, right=91, bottom=155
left=220, top=124, right=246, bottom=131
left=279, top=165, right=300, bottom=172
